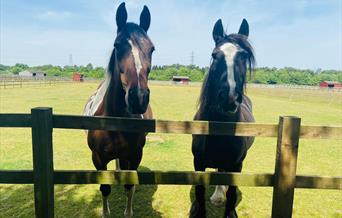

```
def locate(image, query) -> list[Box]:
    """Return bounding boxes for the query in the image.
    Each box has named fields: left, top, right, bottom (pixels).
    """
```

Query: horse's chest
left=202, top=136, right=247, bottom=169
left=89, top=131, right=141, bottom=157
left=105, top=133, right=129, bottom=152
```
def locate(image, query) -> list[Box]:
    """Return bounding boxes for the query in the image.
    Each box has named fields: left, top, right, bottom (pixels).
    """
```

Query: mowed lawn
left=0, top=82, right=341, bottom=218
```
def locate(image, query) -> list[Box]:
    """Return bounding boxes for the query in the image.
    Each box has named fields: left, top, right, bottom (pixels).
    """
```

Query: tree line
left=0, top=63, right=341, bottom=85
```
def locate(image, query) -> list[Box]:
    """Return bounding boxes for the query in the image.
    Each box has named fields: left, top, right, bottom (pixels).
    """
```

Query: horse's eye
left=151, top=46, right=155, bottom=53
left=212, top=52, right=217, bottom=59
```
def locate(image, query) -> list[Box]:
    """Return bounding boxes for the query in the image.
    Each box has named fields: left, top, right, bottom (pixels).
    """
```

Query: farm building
left=72, top=72, right=84, bottom=82
left=172, top=76, right=190, bottom=84
left=18, top=71, right=46, bottom=78
left=319, top=81, right=341, bottom=89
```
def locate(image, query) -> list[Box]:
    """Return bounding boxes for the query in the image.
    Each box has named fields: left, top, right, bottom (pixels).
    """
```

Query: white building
left=18, top=71, right=46, bottom=77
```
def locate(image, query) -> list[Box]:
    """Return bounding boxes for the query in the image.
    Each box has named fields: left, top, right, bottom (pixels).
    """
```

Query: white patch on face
left=128, top=40, right=142, bottom=87
left=219, top=42, right=239, bottom=97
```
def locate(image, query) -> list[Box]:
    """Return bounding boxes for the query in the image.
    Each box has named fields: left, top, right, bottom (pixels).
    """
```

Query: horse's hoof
left=124, top=209, right=133, bottom=218
left=189, top=201, right=206, bottom=218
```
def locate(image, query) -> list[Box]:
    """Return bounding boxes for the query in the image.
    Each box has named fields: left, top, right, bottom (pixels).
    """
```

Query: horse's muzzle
left=218, top=90, right=240, bottom=114
left=127, top=86, right=150, bottom=114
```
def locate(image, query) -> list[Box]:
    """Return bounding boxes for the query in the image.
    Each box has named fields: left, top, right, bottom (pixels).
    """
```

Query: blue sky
left=0, top=0, right=341, bottom=70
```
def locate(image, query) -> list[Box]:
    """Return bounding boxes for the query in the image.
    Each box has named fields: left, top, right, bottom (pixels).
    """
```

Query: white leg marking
left=124, top=186, right=135, bottom=218
left=115, top=159, right=121, bottom=170
left=210, top=185, right=228, bottom=207
left=219, top=43, right=239, bottom=97
left=102, top=195, right=110, bottom=218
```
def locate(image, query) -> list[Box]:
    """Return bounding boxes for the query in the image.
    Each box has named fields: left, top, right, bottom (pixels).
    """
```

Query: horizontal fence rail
left=0, top=170, right=341, bottom=190
left=1, top=113, right=341, bottom=139
left=0, top=108, right=342, bottom=218
left=0, top=114, right=32, bottom=127
left=53, top=114, right=279, bottom=137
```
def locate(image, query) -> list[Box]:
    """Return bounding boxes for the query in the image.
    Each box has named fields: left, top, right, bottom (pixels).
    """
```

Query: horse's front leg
left=120, top=149, right=142, bottom=218
left=224, top=164, right=243, bottom=218
left=92, top=151, right=111, bottom=218
left=124, top=184, right=135, bottom=218
left=190, top=156, right=206, bottom=218
left=119, top=159, right=134, bottom=218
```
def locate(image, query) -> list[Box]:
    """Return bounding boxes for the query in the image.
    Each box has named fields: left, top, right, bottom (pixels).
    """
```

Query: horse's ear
left=213, top=19, right=224, bottom=44
left=140, top=5, right=151, bottom=32
left=238, top=19, right=249, bottom=37
left=116, top=2, right=127, bottom=33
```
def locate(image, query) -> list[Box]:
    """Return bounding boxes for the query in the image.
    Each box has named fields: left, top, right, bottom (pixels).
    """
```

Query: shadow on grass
left=0, top=166, right=162, bottom=218
left=189, top=185, right=226, bottom=218
left=107, top=166, right=162, bottom=218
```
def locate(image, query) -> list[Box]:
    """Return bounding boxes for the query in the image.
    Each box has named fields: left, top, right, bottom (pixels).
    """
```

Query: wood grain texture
left=31, top=108, right=54, bottom=218
left=272, top=116, right=301, bottom=218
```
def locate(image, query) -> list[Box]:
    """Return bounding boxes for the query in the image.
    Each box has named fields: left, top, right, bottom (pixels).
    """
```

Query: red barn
left=72, top=72, right=84, bottom=82
left=319, top=81, right=341, bottom=89
left=172, top=76, right=190, bottom=84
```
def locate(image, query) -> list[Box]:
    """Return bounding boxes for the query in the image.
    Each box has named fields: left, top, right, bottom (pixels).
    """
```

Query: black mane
left=198, top=33, right=255, bottom=115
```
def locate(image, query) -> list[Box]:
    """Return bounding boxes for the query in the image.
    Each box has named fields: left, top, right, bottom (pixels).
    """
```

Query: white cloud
left=37, top=11, right=72, bottom=21
left=1, top=27, right=114, bottom=67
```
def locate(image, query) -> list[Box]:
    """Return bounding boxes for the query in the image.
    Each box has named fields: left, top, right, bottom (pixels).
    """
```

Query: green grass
left=0, top=83, right=341, bottom=218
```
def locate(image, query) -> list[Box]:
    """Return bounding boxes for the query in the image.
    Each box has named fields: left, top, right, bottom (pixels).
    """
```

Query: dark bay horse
left=190, top=19, right=255, bottom=218
left=83, top=3, right=154, bottom=217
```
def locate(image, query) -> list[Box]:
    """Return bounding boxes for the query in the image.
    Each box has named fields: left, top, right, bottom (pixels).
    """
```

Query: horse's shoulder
left=241, top=95, right=253, bottom=112
left=242, top=95, right=252, bottom=107
left=239, top=95, right=255, bottom=123
left=194, top=109, right=207, bottom=121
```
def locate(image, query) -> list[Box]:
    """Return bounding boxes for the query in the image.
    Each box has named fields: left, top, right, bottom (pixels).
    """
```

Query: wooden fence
left=0, top=107, right=341, bottom=218
left=0, top=77, right=73, bottom=88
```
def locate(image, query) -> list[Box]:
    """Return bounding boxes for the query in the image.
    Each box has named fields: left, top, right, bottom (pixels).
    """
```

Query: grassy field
left=0, top=82, right=341, bottom=218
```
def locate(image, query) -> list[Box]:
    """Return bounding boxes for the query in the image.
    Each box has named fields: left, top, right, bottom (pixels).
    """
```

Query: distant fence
left=0, top=108, right=341, bottom=217
left=1, top=76, right=341, bottom=92
left=149, top=81, right=342, bottom=92
left=248, top=83, right=342, bottom=92
left=0, top=76, right=73, bottom=88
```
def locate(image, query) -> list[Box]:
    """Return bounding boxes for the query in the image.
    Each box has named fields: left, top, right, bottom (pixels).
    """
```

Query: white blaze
left=128, top=40, right=142, bottom=87
left=219, top=42, right=239, bottom=97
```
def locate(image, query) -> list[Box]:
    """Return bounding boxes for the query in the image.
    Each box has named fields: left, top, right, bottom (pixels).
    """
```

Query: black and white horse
left=190, top=19, right=255, bottom=218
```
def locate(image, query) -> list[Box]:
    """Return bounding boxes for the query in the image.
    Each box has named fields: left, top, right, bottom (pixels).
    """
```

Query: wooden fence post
left=31, top=107, right=54, bottom=218
left=271, top=116, right=301, bottom=218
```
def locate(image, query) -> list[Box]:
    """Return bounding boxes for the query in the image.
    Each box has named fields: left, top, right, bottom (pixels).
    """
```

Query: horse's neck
left=104, top=72, right=127, bottom=117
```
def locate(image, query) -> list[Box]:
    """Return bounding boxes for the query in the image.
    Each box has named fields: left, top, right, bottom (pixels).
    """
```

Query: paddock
left=0, top=83, right=341, bottom=217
